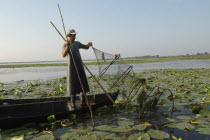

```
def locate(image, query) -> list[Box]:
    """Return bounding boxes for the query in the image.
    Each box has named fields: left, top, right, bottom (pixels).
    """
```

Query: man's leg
left=80, top=92, right=87, bottom=107
left=70, top=94, right=77, bottom=109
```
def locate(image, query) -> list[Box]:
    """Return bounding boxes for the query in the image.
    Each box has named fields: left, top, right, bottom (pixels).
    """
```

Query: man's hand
left=65, top=40, right=70, bottom=46
left=87, top=42, right=93, bottom=47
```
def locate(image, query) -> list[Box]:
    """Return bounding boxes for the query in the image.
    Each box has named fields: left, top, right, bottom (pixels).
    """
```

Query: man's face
left=67, top=34, right=76, bottom=42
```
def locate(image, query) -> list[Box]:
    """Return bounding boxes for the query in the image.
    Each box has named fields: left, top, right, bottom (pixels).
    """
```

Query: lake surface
left=0, top=59, right=210, bottom=83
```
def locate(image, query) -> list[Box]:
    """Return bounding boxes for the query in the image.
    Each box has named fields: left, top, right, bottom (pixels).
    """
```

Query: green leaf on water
left=60, top=132, right=80, bottom=140
left=119, top=117, right=131, bottom=121
left=147, top=129, right=170, bottom=139
left=110, top=126, right=132, bottom=132
left=69, top=129, right=86, bottom=135
left=11, top=135, right=24, bottom=140
left=174, top=94, right=185, bottom=100
left=199, top=91, right=208, bottom=95
left=76, top=135, right=97, bottom=140
left=176, top=116, right=192, bottom=121
left=172, top=135, right=183, bottom=140
left=91, top=131, right=110, bottom=136
left=166, top=118, right=175, bottom=122
left=95, top=125, right=115, bottom=131
left=132, top=124, right=146, bottom=131
left=0, top=82, right=4, bottom=86
left=31, top=134, right=54, bottom=140
left=166, top=122, right=195, bottom=130
left=192, top=105, right=203, bottom=114
left=47, top=115, right=56, bottom=123
left=15, top=88, right=24, bottom=93
left=118, top=120, right=134, bottom=126
left=128, top=132, right=150, bottom=140
left=200, top=108, right=210, bottom=115
left=1, top=128, right=39, bottom=138
left=103, top=133, right=117, bottom=139
left=195, top=127, right=210, bottom=135
left=172, top=135, right=178, bottom=140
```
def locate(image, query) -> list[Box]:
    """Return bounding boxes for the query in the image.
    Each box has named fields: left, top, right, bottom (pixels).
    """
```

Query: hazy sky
left=0, top=0, right=210, bottom=62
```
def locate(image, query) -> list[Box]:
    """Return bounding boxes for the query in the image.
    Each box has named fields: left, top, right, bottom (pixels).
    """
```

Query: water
left=1, top=60, right=210, bottom=140
left=0, top=59, right=210, bottom=83
left=0, top=60, right=67, bottom=65
left=133, top=59, right=210, bottom=71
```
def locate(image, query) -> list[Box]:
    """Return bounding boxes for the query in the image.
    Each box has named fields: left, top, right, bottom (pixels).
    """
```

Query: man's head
left=66, top=29, right=76, bottom=42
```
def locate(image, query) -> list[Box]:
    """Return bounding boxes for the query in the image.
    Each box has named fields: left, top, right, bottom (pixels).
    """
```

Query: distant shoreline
left=0, top=56, right=210, bottom=68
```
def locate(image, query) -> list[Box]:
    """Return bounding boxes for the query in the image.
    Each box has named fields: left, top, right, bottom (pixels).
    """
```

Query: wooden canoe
left=0, top=92, right=118, bottom=129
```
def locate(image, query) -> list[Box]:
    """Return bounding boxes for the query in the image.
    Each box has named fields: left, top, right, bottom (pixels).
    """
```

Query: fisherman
left=62, top=29, right=92, bottom=110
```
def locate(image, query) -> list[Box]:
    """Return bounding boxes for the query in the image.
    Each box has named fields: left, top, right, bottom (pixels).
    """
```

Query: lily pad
left=68, top=129, right=87, bottom=134
left=147, top=129, right=170, bottom=139
left=140, top=122, right=152, bottom=127
left=11, top=135, right=24, bottom=140
left=103, top=133, right=116, bottom=139
left=110, top=126, right=132, bottom=133
left=0, top=82, right=4, bottom=86
left=167, top=122, right=195, bottom=130
left=128, top=132, right=150, bottom=140
left=95, top=125, right=115, bottom=131
left=75, top=135, right=97, bottom=140
left=195, top=127, right=210, bottom=135
left=176, top=116, right=192, bottom=121
left=166, top=118, right=175, bottom=122
left=60, top=132, right=80, bottom=140
left=31, top=134, right=54, bottom=140
left=1, top=128, right=39, bottom=137
left=118, top=120, right=134, bottom=126
left=195, top=119, right=210, bottom=128
left=132, top=124, right=146, bottom=131
left=89, top=131, right=112, bottom=139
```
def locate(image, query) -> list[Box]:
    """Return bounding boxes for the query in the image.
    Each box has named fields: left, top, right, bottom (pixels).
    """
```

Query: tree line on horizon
left=124, top=52, right=209, bottom=59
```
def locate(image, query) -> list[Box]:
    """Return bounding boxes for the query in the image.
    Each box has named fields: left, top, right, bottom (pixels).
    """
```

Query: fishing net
left=89, top=47, right=145, bottom=97
left=88, top=47, right=175, bottom=118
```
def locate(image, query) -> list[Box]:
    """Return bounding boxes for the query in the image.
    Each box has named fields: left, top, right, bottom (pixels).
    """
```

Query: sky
left=0, top=0, right=210, bottom=62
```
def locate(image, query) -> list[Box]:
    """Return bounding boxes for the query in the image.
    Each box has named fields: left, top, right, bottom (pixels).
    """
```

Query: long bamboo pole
left=57, top=4, right=67, bottom=37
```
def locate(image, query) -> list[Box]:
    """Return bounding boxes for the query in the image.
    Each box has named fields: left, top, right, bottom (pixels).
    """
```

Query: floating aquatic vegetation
left=30, top=133, right=54, bottom=140
left=118, top=120, right=134, bottom=126
left=195, top=127, right=210, bottom=135
left=60, top=132, right=80, bottom=140
left=128, top=132, right=150, bottom=140
left=10, top=135, right=24, bottom=140
left=166, top=122, right=195, bottom=131
left=1, top=128, right=39, bottom=140
left=131, top=124, right=146, bottom=131
left=1, top=68, right=210, bottom=139
left=147, top=129, right=170, bottom=139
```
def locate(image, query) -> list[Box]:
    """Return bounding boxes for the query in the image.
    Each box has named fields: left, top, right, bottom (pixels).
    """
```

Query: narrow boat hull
left=0, top=92, right=118, bottom=129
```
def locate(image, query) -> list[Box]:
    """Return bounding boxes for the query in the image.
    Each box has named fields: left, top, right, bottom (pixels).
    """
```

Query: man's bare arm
left=62, top=43, right=69, bottom=57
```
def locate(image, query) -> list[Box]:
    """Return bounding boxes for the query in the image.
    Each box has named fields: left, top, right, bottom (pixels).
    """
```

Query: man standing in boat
left=62, top=29, right=92, bottom=110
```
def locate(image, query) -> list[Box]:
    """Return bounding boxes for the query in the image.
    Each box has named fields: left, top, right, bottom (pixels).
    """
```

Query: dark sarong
left=62, top=41, right=90, bottom=96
